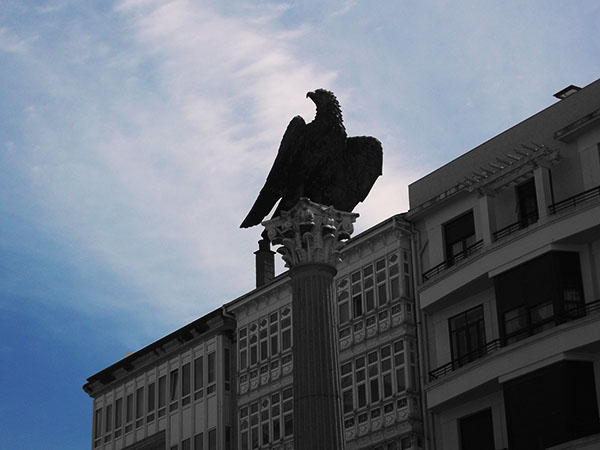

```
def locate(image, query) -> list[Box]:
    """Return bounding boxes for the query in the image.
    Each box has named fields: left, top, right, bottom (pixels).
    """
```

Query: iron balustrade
left=428, top=298, right=600, bottom=382
left=492, top=213, right=539, bottom=241
left=422, top=240, right=484, bottom=282
left=428, top=339, right=502, bottom=381
left=548, top=185, right=600, bottom=215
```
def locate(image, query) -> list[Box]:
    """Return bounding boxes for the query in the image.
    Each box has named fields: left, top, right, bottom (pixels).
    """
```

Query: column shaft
left=290, top=263, right=345, bottom=450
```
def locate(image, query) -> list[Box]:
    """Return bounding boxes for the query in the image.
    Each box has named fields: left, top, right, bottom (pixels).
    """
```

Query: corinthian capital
left=262, top=198, right=358, bottom=268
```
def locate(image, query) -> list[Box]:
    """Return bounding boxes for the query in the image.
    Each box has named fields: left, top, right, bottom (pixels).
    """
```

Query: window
left=94, top=408, right=102, bottom=439
left=181, top=438, right=191, bottom=450
left=503, top=306, right=527, bottom=344
left=114, top=398, right=122, bottom=430
left=105, top=404, right=112, bottom=434
left=495, top=251, right=586, bottom=344
left=449, top=305, right=486, bottom=366
left=207, top=352, right=215, bottom=384
left=516, top=178, right=538, bottom=224
left=340, top=340, right=409, bottom=415
left=170, top=369, right=179, bottom=402
left=182, top=363, right=191, bottom=398
left=224, top=348, right=231, bottom=391
left=136, top=387, right=144, bottom=420
left=194, top=356, right=203, bottom=392
left=444, top=210, right=475, bottom=261
left=208, top=429, right=217, bottom=450
left=239, top=328, right=248, bottom=370
left=336, top=253, right=403, bottom=326
left=147, top=382, right=155, bottom=413
left=194, top=432, right=203, bottom=450
left=459, top=408, right=495, bottom=450
left=157, top=376, right=166, bottom=404
left=240, top=387, right=293, bottom=448
left=126, top=394, right=133, bottom=423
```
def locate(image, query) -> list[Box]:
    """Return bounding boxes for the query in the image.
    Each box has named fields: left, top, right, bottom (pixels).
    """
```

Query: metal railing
left=428, top=298, right=600, bottom=382
left=422, top=240, right=484, bottom=282
left=548, top=185, right=600, bottom=215
left=492, top=213, right=538, bottom=241
left=428, top=339, right=502, bottom=381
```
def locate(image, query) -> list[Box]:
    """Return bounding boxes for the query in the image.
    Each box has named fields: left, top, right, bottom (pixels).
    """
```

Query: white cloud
left=5, top=0, right=342, bottom=332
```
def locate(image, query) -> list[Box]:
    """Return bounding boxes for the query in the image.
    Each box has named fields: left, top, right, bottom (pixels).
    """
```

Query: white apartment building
left=407, top=79, right=600, bottom=450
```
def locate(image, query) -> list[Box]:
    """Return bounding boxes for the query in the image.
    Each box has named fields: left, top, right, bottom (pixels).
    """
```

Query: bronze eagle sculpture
left=240, top=89, right=383, bottom=228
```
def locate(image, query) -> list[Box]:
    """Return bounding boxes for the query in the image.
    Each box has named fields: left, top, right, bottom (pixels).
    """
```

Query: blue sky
left=1, top=0, right=599, bottom=448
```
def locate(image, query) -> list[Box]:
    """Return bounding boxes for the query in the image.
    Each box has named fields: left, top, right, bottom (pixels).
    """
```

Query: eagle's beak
left=306, top=91, right=314, bottom=99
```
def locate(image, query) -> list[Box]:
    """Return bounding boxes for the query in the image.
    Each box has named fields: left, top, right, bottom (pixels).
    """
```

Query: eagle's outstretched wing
left=324, top=136, right=383, bottom=212
left=240, top=115, right=307, bottom=228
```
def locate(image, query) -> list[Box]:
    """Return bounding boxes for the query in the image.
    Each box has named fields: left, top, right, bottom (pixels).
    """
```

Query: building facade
left=407, top=79, right=600, bottom=450
left=85, top=77, right=600, bottom=450
left=84, top=216, right=424, bottom=450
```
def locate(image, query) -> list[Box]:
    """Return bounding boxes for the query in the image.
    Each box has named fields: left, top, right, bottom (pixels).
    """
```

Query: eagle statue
left=240, top=89, right=383, bottom=228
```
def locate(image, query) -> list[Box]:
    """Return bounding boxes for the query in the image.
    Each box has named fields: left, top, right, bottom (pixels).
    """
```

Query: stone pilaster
left=263, top=198, right=357, bottom=450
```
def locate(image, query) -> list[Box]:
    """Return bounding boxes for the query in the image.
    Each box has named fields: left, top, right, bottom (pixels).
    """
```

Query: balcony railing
left=428, top=298, right=600, bottom=382
left=428, top=339, right=502, bottom=381
left=492, top=213, right=539, bottom=241
left=548, top=185, right=600, bottom=215
left=422, top=240, right=484, bottom=282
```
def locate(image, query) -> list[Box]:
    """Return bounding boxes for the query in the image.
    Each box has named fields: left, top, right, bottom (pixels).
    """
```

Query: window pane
left=366, top=290, right=375, bottom=311
left=357, top=384, right=367, bottom=407
left=339, top=302, right=350, bottom=323
left=158, top=376, right=166, bottom=407
left=208, top=352, right=216, bottom=384
left=194, top=357, right=204, bottom=390
left=115, top=398, right=122, bottom=429
left=136, top=387, right=144, bottom=419
left=383, top=373, right=393, bottom=398
left=170, top=369, right=179, bottom=401
left=396, top=368, right=406, bottom=392
left=95, top=408, right=102, bottom=439
left=353, top=295, right=363, bottom=318
left=370, top=379, right=379, bottom=403
left=208, top=429, right=216, bottom=450
left=126, top=394, right=133, bottom=422
left=194, top=432, right=204, bottom=450
left=343, top=389, right=353, bottom=413
left=182, top=363, right=191, bottom=397
left=224, top=348, right=231, bottom=383
left=284, top=414, right=293, bottom=437
left=282, top=330, right=291, bottom=350
left=148, top=382, right=156, bottom=412
left=105, top=404, right=112, bottom=433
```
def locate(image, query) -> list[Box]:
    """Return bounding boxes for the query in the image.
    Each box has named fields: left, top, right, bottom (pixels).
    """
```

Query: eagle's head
left=306, top=89, right=337, bottom=107
left=306, top=89, right=344, bottom=130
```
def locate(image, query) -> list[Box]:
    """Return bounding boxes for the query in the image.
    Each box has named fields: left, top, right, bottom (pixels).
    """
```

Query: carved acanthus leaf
left=262, top=198, right=358, bottom=268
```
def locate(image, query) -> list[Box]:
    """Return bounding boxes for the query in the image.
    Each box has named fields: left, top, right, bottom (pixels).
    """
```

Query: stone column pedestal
left=263, top=198, right=357, bottom=450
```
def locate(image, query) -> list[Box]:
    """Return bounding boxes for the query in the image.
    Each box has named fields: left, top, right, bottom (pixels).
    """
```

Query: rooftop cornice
left=554, top=106, right=600, bottom=142
left=83, top=308, right=235, bottom=397
left=407, top=144, right=561, bottom=218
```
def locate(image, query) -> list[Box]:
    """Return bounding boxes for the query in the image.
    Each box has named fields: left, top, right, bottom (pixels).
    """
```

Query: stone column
left=263, top=198, right=357, bottom=450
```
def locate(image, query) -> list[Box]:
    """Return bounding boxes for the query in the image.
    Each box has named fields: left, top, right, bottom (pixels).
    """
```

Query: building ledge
left=545, top=432, right=600, bottom=450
